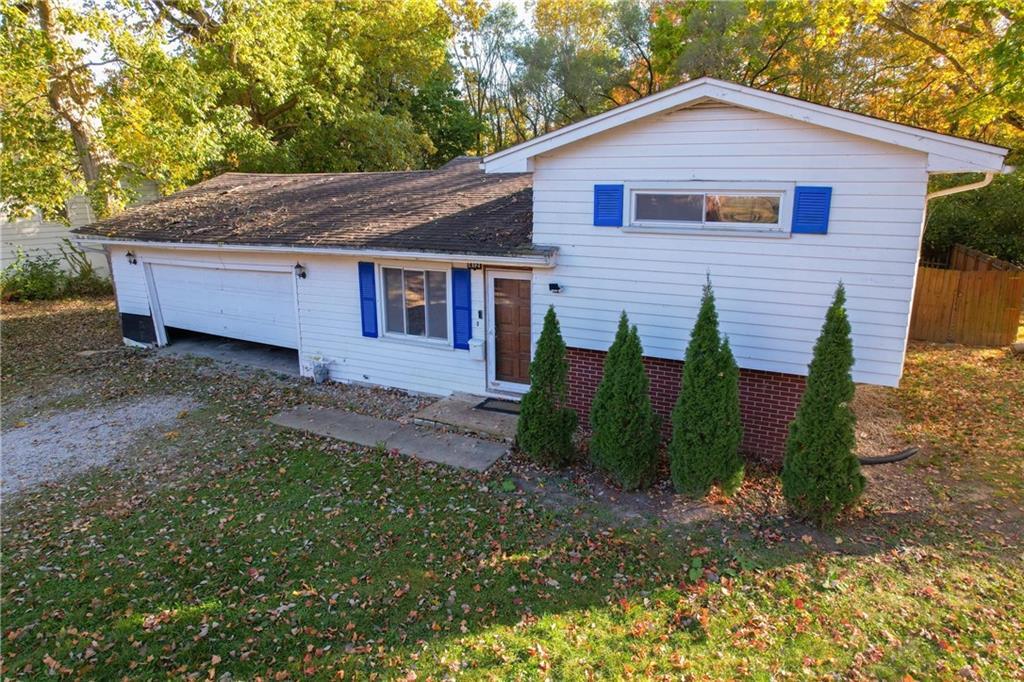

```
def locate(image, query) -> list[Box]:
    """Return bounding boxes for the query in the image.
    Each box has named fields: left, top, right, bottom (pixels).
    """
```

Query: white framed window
left=382, top=266, right=449, bottom=341
left=625, top=182, right=793, bottom=235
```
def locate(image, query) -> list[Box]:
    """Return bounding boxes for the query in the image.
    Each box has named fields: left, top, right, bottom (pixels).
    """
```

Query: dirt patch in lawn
left=1, top=395, right=198, bottom=497
left=497, top=370, right=1016, bottom=548
left=853, top=383, right=913, bottom=457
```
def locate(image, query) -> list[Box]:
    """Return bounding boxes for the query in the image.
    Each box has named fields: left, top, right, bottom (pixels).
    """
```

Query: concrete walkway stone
left=270, top=406, right=508, bottom=472
left=412, top=392, right=518, bottom=441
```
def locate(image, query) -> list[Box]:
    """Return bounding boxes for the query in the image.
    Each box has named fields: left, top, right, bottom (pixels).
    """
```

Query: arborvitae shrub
left=782, top=283, right=865, bottom=524
left=669, top=279, right=744, bottom=496
left=589, top=311, right=660, bottom=490
left=588, top=312, right=627, bottom=471
left=715, top=336, right=745, bottom=494
left=516, top=306, right=578, bottom=466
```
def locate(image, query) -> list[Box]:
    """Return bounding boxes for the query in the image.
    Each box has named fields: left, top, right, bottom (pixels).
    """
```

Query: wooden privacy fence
left=910, top=245, right=1024, bottom=346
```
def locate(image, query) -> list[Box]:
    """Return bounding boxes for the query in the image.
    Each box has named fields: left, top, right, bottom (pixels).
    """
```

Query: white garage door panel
left=151, top=264, right=298, bottom=349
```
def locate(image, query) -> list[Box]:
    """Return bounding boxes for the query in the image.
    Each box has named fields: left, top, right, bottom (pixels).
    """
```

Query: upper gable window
left=628, top=185, right=788, bottom=234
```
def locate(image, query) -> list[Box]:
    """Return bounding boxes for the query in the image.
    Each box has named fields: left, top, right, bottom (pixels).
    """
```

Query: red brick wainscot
left=564, top=347, right=806, bottom=466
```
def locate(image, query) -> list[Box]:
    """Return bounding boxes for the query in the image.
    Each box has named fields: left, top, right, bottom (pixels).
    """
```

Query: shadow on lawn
left=0, top=430, right=981, bottom=679
left=3, top=299, right=1016, bottom=678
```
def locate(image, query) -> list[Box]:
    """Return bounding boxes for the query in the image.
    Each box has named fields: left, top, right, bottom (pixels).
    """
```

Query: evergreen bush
left=0, top=249, right=67, bottom=301
left=516, top=306, right=578, bottom=466
left=782, top=283, right=865, bottom=524
left=61, top=240, right=113, bottom=297
left=589, top=311, right=660, bottom=490
left=669, top=279, right=744, bottom=496
left=0, top=241, right=113, bottom=301
left=588, top=312, right=627, bottom=471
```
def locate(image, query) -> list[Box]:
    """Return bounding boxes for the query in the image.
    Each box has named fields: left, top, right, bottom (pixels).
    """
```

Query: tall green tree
left=925, top=170, right=1024, bottom=265
left=409, top=67, right=485, bottom=167
left=589, top=311, right=660, bottom=490
left=1, top=0, right=466, bottom=220
left=136, top=0, right=452, bottom=174
left=446, top=0, right=646, bottom=151
left=1, top=0, right=127, bottom=218
left=648, top=0, right=1023, bottom=150
left=669, top=279, right=744, bottom=497
left=781, top=283, right=865, bottom=525
left=517, top=306, right=578, bottom=467
left=446, top=1, right=525, bottom=152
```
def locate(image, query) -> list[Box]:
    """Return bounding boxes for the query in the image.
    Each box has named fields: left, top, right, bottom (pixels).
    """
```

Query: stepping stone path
left=270, top=406, right=508, bottom=472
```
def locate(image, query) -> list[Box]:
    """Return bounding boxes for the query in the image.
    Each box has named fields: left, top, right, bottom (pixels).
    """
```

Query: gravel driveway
left=1, top=395, right=196, bottom=497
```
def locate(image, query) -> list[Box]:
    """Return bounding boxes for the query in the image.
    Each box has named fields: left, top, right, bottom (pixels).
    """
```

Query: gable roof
left=483, top=78, right=1010, bottom=174
left=73, top=157, right=542, bottom=259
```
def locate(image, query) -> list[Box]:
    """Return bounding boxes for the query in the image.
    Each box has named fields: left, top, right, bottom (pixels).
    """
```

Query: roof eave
left=71, top=234, right=559, bottom=268
left=482, top=78, right=1009, bottom=174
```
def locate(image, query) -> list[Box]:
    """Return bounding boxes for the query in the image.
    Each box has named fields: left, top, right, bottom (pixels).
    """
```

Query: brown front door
left=493, top=276, right=531, bottom=384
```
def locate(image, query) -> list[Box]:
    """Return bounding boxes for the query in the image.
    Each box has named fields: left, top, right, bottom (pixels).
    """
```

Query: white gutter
left=74, top=242, right=107, bottom=255
left=926, top=165, right=1014, bottom=201
left=71, top=235, right=559, bottom=268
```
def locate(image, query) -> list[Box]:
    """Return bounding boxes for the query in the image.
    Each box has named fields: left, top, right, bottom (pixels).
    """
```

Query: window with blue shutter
left=791, top=186, right=832, bottom=234
left=593, top=184, right=624, bottom=226
left=358, top=262, right=378, bottom=338
left=451, top=267, right=472, bottom=350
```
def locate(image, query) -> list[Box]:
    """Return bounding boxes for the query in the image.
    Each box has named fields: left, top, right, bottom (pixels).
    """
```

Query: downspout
left=926, top=172, right=995, bottom=200
left=926, top=165, right=1014, bottom=201
left=901, top=165, right=1014, bottom=375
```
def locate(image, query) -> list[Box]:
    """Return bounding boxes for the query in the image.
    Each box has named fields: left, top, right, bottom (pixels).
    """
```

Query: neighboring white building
left=73, top=78, right=1009, bottom=461
left=2, top=182, right=159, bottom=277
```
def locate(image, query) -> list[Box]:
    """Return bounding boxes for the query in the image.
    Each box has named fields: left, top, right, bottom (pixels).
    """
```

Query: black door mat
left=474, top=398, right=521, bottom=415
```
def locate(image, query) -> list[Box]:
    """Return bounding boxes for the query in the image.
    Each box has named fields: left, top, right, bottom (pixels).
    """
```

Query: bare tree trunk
left=37, top=0, right=119, bottom=217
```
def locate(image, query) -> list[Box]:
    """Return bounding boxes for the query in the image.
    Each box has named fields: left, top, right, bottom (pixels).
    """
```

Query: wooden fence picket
left=909, top=246, right=1023, bottom=346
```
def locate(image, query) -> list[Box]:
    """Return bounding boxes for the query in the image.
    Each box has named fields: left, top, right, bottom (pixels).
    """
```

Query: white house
left=73, top=78, right=1009, bottom=462
left=3, top=182, right=159, bottom=277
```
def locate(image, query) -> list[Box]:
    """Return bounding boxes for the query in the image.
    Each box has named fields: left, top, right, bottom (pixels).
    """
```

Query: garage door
left=151, top=263, right=299, bottom=349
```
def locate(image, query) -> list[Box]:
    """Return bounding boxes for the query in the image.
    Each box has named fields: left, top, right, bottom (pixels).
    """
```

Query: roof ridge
left=70, top=161, right=536, bottom=259
left=483, top=76, right=1009, bottom=174
left=216, top=169, right=435, bottom=179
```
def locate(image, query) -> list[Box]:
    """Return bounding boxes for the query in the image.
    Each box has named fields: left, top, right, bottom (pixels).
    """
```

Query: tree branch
left=876, top=12, right=982, bottom=93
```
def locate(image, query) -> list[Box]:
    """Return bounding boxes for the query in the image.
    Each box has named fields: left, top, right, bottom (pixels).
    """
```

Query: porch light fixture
left=548, top=282, right=563, bottom=293
left=125, top=251, right=137, bottom=265
left=294, top=262, right=307, bottom=279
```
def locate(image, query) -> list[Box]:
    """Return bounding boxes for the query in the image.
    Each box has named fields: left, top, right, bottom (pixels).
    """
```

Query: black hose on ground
left=857, top=446, right=920, bottom=465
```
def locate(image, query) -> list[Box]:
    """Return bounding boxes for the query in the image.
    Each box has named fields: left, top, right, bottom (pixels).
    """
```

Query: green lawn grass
left=2, top=299, right=1022, bottom=679
left=5, top=437, right=1021, bottom=680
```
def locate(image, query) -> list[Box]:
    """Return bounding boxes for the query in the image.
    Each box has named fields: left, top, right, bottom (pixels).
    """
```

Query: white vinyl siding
left=530, top=103, right=928, bottom=387
left=1, top=197, right=106, bottom=275
left=109, top=248, right=151, bottom=315
left=2, top=183, right=160, bottom=276
left=108, top=246, right=488, bottom=396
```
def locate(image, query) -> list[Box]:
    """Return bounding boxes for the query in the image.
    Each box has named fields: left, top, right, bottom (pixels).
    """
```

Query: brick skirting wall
left=565, top=347, right=806, bottom=466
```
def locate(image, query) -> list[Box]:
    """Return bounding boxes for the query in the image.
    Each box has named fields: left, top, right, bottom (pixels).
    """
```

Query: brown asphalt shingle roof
left=73, top=157, right=541, bottom=257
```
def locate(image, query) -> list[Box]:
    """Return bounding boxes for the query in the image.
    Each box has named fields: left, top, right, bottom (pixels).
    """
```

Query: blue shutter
left=593, top=184, right=624, bottom=226
left=791, top=186, right=832, bottom=234
left=452, top=267, right=472, bottom=350
left=358, top=262, right=378, bottom=338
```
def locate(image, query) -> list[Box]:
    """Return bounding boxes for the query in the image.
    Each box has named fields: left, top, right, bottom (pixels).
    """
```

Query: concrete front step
left=411, top=393, right=519, bottom=442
